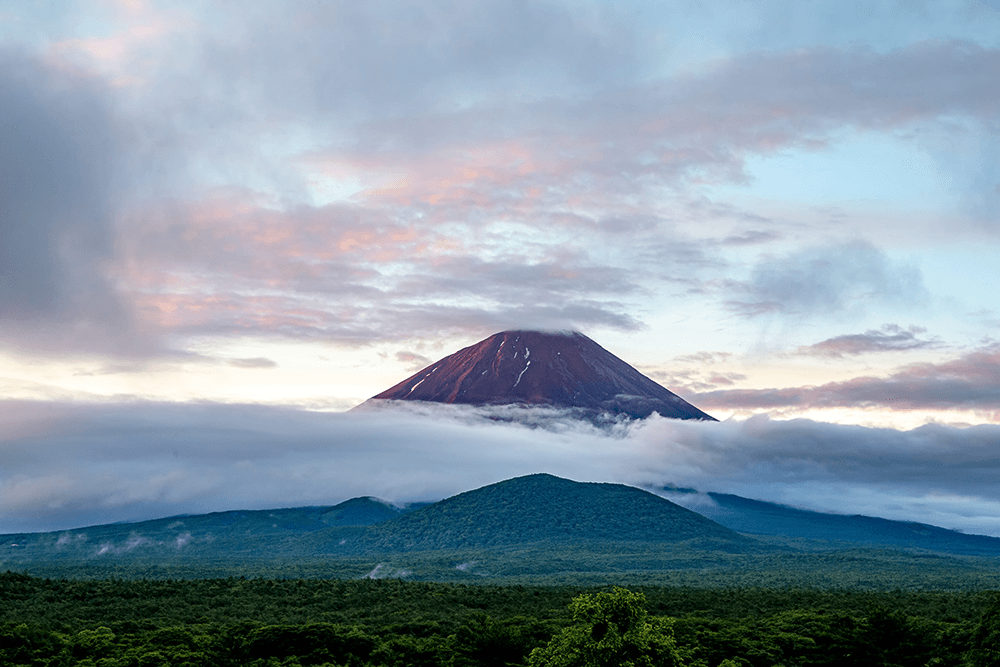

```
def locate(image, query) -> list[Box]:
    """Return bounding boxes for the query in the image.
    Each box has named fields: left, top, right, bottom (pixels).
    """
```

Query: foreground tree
left=967, top=594, right=1000, bottom=667
left=528, top=587, right=687, bottom=667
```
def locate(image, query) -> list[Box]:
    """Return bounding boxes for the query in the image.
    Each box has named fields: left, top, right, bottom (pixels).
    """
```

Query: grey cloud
left=694, top=344, right=1000, bottom=412
left=640, top=415, right=1000, bottom=495
left=13, top=8, right=997, bottom=359
left=124, top=197, right=649, bottom=342
left=0, top=51, right=141, bottom=353
left=118, top=0, right=654, bottom=203
left=134, top=287, right=642, bottom=345
left=0, top=400, right=632, bottom=532
left=797, top=324, right=941, bottom=357
left=337, top=40, right=1000, bottom=202
left=719, top=230, right=781, bottom=246
left=660, top=39, right=1000, bottom=147
left=636, top=414, right=1000, bottom=535
left=361, top=301, right=644, bottom=342
left=2, top=400, right=999, bottom=538
left=672, top=351, right=734, bottom=364
left=393, top=255, right=645, bottom=302
left=645, top=367, right=748, bottom=393
left=726, top=241, right=928, bottom=318
left=120, top=7, right=1000, bottom=213
left=195, top=0, right=651, bottom=122
left=122, top=200, right=389, bottom=296
left=83, top=30, right=1000, bottom=352
left=226, top=357, right=278, bottom=369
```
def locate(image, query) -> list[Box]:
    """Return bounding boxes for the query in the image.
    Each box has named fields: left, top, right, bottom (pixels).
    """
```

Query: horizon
left=1, top=1, right=998, bottom=536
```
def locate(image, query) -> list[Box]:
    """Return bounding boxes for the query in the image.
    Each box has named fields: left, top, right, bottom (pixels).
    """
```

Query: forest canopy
left=1, top=572, right=998, bottom=666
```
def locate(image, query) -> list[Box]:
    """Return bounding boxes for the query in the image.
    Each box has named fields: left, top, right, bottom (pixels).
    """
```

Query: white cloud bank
left=1, top=400, right=998, bottom=537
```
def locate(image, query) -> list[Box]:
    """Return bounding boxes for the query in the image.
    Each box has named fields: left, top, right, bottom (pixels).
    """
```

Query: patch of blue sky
left=0, top=1, right=117, bottom=44
left=718, top=131, right=952, bottom=213
left=915, top=243, right=1000, bottom=317
left=646, top=0, right=1000, bottom=81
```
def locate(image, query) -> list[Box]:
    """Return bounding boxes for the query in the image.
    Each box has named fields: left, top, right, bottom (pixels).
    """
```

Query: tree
left=449, top=613, right=548, bottom=667
left=528, top=587, right=687, bottom=667
left=967, top=594, right=1000, bottom=667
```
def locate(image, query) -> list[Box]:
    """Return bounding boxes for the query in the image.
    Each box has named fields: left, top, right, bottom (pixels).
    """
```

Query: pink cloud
left=308, top=41, right=1000, bottom=218
left=796, top=325, right=941, bottom=357
left=693, top=344, right=1000, bottom=415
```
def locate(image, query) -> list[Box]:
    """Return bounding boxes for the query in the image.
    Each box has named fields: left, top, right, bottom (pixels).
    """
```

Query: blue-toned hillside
left=696, top=492, right=1000, bottom=556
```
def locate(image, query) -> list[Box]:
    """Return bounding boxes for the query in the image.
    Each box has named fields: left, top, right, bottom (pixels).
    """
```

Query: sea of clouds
left=2, top=400, right=999, bottom=537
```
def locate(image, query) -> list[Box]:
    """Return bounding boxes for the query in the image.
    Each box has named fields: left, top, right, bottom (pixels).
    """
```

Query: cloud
left=718, top=230, right=782, bottom=246
left=1, top=400, right=999, bottom=537
left=0, top=50, right=146, bottom=354
left=694, top=343, right=1000, bottom=413
left=88, top=35, right=1000, bottom=347
left=796, top=324, right=941, bottom=357
left=22, top=26, right=999, bottom=351
left=645, top=367, right=748, bottom=393
left=396, top=351, right=432, bottom=371
left=115, top=195, right=648, bottom=343
left=672, top=351, right=734, bottom=365
left=726, top=241, right=928, bottom=318
left=304, top=39, right=1000, bottom=211
left=190, top=0, right=651, bottom=123
left=36, top=12, right=1000, bottom=220
left=226, top=357, right=278, bottom=369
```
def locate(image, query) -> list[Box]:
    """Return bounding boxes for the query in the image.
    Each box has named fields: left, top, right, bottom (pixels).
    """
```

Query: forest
left=2, top=571, right=999, bottom=666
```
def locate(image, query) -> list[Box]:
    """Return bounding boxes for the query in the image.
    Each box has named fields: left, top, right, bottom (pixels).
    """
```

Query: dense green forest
left=2, top=571, right=998, bottom=666
left=13, top=540, right=1000, bottom=591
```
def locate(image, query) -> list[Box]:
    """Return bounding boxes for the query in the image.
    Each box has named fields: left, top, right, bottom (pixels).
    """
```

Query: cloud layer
left=5, top=18, right=998, bottom=352
left=2, top=401, right=998, bottom=538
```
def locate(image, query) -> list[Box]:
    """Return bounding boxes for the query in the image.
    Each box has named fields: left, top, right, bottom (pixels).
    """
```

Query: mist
left=2, top=400, right=998, bottom=537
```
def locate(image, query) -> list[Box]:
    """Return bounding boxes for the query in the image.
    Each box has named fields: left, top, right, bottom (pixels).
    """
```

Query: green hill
left=347, top=473, right=751, bottom=553
left=1, top=475, right=750, bottom=569
left=322, top=497, right=429, bottom=526
left=0, top=498, right=417, bottom=565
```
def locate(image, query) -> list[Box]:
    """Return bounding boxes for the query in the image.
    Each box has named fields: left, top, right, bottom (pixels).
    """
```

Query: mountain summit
left=367, top=330, right=715, bottom=420
left=357, top=473, right=746, bottom=551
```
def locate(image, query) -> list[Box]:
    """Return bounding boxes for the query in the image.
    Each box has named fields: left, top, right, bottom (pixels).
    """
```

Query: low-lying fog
left=2, top=399, right=998, bottom=537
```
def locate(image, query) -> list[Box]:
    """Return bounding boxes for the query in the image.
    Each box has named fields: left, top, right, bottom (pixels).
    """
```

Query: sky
left=1, top=0, right=999, bottom=536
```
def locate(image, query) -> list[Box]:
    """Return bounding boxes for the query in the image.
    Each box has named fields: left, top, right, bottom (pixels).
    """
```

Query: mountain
left=692, top=492, right=1000, bottom=556
left=0, top=475, right=749, bottom=569
left=5, top=475, right=1000, bottom=586
left=364, top=330, right=715, bottom=420
left=324, top=497, right=429, bottom=527
left=349, top=473, right=749, bottom=552
left=0, top=498, right=422, bottom=564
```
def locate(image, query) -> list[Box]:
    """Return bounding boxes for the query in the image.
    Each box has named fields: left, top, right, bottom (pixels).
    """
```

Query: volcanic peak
left=368, top=330, right=715, bottom=421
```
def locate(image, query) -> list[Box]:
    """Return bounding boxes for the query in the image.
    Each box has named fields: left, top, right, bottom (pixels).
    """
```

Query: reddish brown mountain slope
left=367, top=330, right=716, bottom=421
